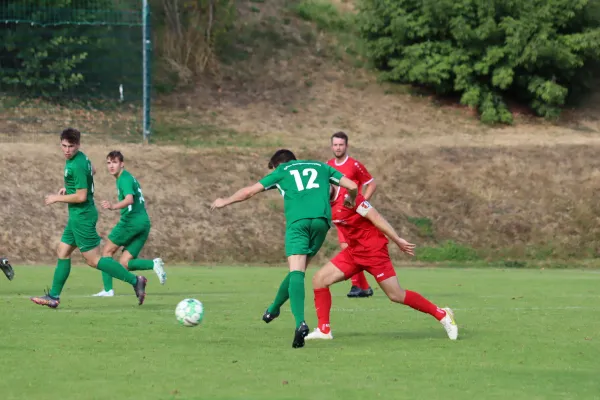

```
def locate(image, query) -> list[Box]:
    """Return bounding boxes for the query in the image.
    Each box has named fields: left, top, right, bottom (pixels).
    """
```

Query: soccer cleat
left=30, top=292, right=60, bottom=309
left=347, top=285, right=374, bottom=298
left=292, top=321, right=310, bottom=348
left=133, top=276, right=148, bottom=305
left=262, top=308, right=280, bottom=324
left=440, top=307, right=458, bottom=340
left=347, top=285, right=362, bottom=298
left=0, top=257, right=14, bottom=281
left=153, top=258, right=167, bottom=285
left=361, top=287, right=374, bottom=297
left=305, top=328, right=334, bottom=340
left=92, top=289, right=115, bottom=297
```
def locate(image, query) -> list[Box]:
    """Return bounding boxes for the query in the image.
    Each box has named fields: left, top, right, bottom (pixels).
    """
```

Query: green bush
left=0, top=0, right=141, bottom=99
left=358, top=0, right=600, bottom=123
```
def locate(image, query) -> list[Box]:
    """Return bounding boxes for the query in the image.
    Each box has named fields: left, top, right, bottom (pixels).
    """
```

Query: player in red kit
left=305, top=192, right=459, bottom=341
left=327, top=131, right=376, bottom=298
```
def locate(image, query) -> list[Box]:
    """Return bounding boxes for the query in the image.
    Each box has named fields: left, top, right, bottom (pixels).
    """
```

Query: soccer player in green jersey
left=211, top=149, right=358, bottom=348
left=30, top=128, right=148, bottom=308
left=1, top=257, right=14, bottom=281
left=93, top=150, right=166, bottom=297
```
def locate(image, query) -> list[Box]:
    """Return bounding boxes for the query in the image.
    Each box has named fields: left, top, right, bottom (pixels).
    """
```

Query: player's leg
left=263, top=255, right=316, bottom=324
left=31, top=222, right=77, bottom=308
left=74, top=214, right=147, bottom=305
left=94, top=238, right=121, bottom=297
left=0, top=256, right=14, bottom=281
left=124, top=224, right=166, bottom=285
left=263, top=219, right=310, bottom=325
left=376, top=272, right=458, bottom=340
left=307, top=248, right=361, bottom=340
left=81, top=246, right=147, bottom=305
left=337, top=228, right=372, bottom=298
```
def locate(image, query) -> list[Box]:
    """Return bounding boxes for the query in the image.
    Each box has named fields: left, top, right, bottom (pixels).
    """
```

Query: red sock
left=403, top=290, right=446, bottom=321
left=314, top=288, right=332, bottom=334
left=351, top=271, right=370, bottom=290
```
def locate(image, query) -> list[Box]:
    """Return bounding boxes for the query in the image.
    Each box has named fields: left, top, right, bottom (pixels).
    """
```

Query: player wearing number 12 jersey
left=31, top=128, right=147, bottom=308
left=306, top=193, right=459, bottom=341
left=328, top=131, right=376, bottom=298
left=211, top=149, right=358, bottom=348
left=93, top=151, right=166, bottom=297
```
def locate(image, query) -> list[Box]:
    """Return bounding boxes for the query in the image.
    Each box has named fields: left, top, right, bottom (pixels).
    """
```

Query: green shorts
left=285, top=218, right=330, bottom=258
left=108, top=217, right=151, bottom=258
left=61, top=210, right=101, bottom=253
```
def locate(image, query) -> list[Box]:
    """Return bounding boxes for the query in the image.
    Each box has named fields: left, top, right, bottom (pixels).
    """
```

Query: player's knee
left=387, top=289, right=406, bottom=304
left=312, top=271, right=328, bottom=289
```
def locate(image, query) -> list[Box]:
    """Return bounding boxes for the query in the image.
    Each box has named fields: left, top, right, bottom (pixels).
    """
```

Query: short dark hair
left=268, top=149, right=297, bottom=169
left=107, top=150, right=124, bottom=162
left=60, top=128, right=81, bottom=144
left=331, top=131, right=348, bottom=144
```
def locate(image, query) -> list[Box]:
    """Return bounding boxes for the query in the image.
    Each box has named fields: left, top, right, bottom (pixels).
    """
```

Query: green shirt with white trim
left=259, top=160, right=344, bottom=225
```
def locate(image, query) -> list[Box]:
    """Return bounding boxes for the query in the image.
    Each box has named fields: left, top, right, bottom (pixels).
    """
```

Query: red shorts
left=331, top=247, right=396, bottom=283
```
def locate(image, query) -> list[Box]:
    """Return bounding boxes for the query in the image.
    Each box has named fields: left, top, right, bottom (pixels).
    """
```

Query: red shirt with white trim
left=331, top=194, right=389, bottom=259
left=327, top=155, right=373, bottom=208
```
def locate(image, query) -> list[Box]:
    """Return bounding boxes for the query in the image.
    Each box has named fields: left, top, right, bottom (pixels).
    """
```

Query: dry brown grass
left=3, top=137, right=600, bottom=264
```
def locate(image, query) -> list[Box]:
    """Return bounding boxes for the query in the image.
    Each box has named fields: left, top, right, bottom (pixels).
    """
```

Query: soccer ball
left=175, top=298, right=204, bottom=327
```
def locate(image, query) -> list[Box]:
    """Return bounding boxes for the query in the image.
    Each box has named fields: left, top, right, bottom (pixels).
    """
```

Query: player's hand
left=210, top=198, right=228, bottom=210
left=57, top=188, right=66, bottom=195
left=100, top=200, right=113, bottom=210
left=343, top=194, right=356, bottom=209
left=44, top=194, right=58, bottom=205
left=396, top=238, right=416, bottom=256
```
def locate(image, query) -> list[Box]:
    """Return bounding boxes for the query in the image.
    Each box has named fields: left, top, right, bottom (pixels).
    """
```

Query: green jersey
left=116, top=169, right=148, bottom=220
left=64, top=151, right=95, bottom=217
left=259, top=160, right=344, bottom=225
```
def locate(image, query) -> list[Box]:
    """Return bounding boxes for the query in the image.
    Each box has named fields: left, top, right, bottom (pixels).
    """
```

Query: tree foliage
left=358, top=0, right=600, bottom=123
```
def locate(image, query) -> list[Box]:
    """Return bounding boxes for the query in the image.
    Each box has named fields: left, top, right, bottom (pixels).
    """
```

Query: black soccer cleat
left=0, top=257, right=14, bottom=281
left=133, top=276, right=148, bottom=305
left=31, top=291, right=60, bottom=308
left=347, top=285, right=362, bottom=298
left=347, top=285, right=374, bottom=298
left=262, top=308, right=280, bottom=324
left=292, top=321, right=310, bottom=349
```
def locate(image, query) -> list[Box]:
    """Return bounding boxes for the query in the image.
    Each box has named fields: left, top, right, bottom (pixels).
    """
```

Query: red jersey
left=331, top=194, right=388, bottom=259
left=327, top=155, right=373, bottom=208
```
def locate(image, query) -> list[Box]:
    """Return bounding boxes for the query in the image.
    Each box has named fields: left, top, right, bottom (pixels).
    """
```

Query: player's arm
left=357, top=203, right=415, bottom=256
left=102, top=174, right=135, bottom=211
left=211, top=182, right=265, bottom=210
left=102, top=195, right=134, bottom=211
left=45, top=189, right=88, bottom=205
left=339, top=176, right=358, bottom=207
left=328, top=165, right=358, bottom=206
left=356, top=160, right=376, bottom=201
left=363, top=180, right=377, bottom=201
left=46, top=165, right=90, bottom=205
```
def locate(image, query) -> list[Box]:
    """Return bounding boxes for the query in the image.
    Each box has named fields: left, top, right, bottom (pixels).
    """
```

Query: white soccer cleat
left=92, top=289, right=115, bottom=297
left=440, top=307, right=458, bottom=340
left=305, top=328, right=334, bottom=340
left=153, top=258, right=167, bottom=285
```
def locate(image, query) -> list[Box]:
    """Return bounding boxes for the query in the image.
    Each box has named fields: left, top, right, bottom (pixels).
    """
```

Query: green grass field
left=2, top=266, right=599, bottom=400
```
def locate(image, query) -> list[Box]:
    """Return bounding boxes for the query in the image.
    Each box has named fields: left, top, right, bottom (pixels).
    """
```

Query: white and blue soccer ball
left=175, top=298, right=204, bottom=327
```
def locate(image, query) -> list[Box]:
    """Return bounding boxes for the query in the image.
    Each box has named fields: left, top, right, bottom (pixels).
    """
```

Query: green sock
left=268, top=273, right=291, bottom=314
left=97, top=257, right=137, bottom=286
left=101, top=272, right=113, bottom=292
left=288, top=271, right=306, bottom=328
left=49, top=258, right=71, bottom=298
left=128, top=258, right=154, bottom=271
